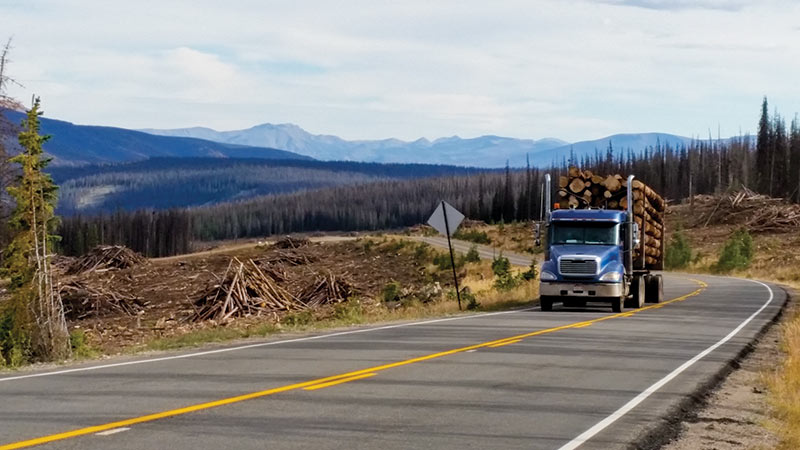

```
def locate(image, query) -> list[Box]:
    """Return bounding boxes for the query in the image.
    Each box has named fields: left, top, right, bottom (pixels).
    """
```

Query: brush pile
left=294, top=272, right=354, bottom=308
left=273, top=236, right=310, bottom=249
left=558, top=167, right=665, bottom=268
left=67, top=245, right=146, bottom=275
left=59, top=281, right=147, bottom=320
left=694, top=188, right=800, bottom=232
left=191, top=258, right=302, bottom=322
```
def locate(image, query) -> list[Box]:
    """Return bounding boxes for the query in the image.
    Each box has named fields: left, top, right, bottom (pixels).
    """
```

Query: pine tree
left=791, top=115, right=800, bottom=202
left=1, top=98, right=69, bottom=363
left=756, top=97, right=771, bottom=194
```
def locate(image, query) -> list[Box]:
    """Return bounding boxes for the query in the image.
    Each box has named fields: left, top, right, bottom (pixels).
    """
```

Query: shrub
left=282, top=310, right=314, bottom=327
left=521, top=261, right=538, bottom=281
left=382, top=281, right=401, bottom=302
left=492, top=255, right=519, bottom=291
left=70, top=329, right=96, bottom=358
left=715, top=229, right=754, bottom=272
left=414, top=242, right=431, bottom=262
left=664, top=227, right=692, bottom=270
left=453, top=229, right=491, bottom=245
left=464, top=245, right=481, bottom=263
left=433, top=253, right=464, bottom=271
left=462, top=288, right=481, bottom=310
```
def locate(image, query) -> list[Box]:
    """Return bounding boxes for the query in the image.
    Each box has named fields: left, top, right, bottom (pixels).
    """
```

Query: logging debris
left=693, top=188, right=800, bottom=232
left=67, top=245, right=146, bottom=275
left=59, top=281, right=147, bottom=320
left=191, top=258, right=302, bottom=322
left=273, top=236, right=311, bottom=249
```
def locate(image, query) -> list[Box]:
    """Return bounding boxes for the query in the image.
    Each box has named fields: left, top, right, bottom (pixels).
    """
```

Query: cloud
left=596, top=0, right=750, bottom=11
left=1, top=0, right=799, bottom=142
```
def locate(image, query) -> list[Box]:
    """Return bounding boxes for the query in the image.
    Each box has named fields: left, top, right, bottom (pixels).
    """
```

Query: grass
left=765, top=292, right=800, bottom=449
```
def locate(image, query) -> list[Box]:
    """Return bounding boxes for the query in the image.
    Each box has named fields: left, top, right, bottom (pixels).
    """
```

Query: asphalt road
left=0, top=243, right=786, bottom=449
left=414, top=236, right=535, bottom=267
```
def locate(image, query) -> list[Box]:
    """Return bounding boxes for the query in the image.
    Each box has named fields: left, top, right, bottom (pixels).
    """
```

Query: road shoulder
left=657, top=285, right=792, bottom=450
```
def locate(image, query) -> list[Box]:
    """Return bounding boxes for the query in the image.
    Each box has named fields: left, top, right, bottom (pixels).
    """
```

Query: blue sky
left=1, top=0, right=798, bottom=142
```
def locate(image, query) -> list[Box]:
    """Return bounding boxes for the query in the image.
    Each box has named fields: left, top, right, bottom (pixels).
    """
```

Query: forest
left=57, top=98, right=800, bottom=257
left=49, top=157, right=485, bottom=213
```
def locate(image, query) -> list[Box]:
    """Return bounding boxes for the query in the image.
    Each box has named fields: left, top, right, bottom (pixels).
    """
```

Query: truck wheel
left=624, top=276, right=645, bottom=309
left=612, top=296, right=624, bottom=313
left=645, top=275, right=663, bottom=304
left=540, top=296, right=554, bottom=311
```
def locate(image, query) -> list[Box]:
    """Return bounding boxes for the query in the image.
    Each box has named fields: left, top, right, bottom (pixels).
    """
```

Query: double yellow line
left=0, top=280, right=707, bottom=450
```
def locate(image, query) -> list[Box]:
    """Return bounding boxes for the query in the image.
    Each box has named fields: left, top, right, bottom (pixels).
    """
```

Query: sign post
left=427, top=201, right=465, bottom=310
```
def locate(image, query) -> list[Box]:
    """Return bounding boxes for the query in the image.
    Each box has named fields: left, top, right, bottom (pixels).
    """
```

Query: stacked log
left=556, top=168, right=666, bottom=269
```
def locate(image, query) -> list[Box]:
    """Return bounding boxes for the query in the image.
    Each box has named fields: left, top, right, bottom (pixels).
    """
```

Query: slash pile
left=294, top=272, right=354, bottom=308
left=694, top=187, right=800, bottom=232
left=59, top=281, right=148, bottom=320
left=191, top=258, right=301, bottom=322
left=66, top=245, right=146, bottom=275
left=558, top=167, right=665, bottom=268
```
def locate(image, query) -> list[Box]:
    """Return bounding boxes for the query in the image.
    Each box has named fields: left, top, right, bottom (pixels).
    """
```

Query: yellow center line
left=0, top=279, right=707, bottom=450
left=488, top=339, right=522, bottom=348
left=303, top=373, right=377, bottom=391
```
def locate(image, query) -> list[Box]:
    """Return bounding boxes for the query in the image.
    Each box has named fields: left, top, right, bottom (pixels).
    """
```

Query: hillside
left=0, top=110, right=311, bottom=166
left=51, top=158, right=486, bottom=214
left=141, top=123, right=568, bottom=167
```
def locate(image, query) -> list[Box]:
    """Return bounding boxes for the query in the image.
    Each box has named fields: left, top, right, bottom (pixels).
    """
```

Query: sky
left=1, top=0, right=799, bottom=142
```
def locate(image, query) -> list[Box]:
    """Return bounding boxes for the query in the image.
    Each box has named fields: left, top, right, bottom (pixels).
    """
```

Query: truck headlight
left=540, top=271, right=556, bottom=281
left=599, top=271, right=622, bottom=282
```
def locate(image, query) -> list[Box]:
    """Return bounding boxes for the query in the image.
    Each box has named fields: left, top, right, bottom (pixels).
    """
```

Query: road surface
left=0, top=240, right=786, bottom=449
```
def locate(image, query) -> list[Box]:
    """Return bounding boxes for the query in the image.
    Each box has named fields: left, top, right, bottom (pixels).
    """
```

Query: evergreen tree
left=1, top=98, right=69, bottom=364
left=756, top=97, right=771, bottom=194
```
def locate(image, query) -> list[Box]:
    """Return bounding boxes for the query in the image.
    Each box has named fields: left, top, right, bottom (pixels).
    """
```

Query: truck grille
left=559, top=259, right=598, bottom=276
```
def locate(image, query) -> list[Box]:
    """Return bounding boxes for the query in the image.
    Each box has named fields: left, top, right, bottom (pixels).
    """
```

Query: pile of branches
left=294, top=272, right=355, bottom=308
left=191, top=258, right=302, bottom=322
left=66, top=245, right=146, bottom=275
left=59, top=281, right=147, bottom=320
left=696, top=188, right=800, bottom=232
left=260, top=249, right=317, bottom=266
left=273, top=236, right=310, bottom=249
left=558, top=167, right=665, bottom=268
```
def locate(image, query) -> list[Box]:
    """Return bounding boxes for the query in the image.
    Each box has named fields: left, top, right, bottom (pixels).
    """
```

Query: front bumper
left=540, top=281, right=623, bottom=298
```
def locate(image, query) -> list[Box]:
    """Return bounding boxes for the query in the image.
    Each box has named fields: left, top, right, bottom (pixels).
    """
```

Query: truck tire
left=625, top=276, right=645, bottom=309
left=645, top=274, right=663, bottom=304
left=540, top=296, right=554, bottom=311
left=612, top=296, right=624, bottom=313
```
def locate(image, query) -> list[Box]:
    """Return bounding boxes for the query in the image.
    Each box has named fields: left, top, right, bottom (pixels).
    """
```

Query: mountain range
left=141, top=124, right=696, bottom=167
left=0, top=110, right=311, bottom=166
left=2, top=108, right=705, bottom=168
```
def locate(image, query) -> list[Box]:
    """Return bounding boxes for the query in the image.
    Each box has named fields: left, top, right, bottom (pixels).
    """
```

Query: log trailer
left=535, top=171, right=665, bottom=312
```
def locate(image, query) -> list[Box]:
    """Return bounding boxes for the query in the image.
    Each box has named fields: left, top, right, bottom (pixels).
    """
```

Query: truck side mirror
left=632, top=223, right=641, bottom=247
left=534, top=222, right=542, bottom=247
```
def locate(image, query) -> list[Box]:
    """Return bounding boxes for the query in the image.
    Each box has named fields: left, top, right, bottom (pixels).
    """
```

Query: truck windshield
left=551, top=222, right=618, bottom=245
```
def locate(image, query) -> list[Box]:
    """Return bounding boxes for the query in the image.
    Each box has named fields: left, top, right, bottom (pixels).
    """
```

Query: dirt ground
left=58, top=237, right=444, bottom=354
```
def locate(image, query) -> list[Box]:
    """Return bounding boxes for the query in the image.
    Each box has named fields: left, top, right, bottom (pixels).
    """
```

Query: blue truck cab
left=536, top=174, right=664, bottom=312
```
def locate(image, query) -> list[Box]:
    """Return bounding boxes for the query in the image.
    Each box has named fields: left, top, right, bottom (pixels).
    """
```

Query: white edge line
left=556, top=278, right=776, bottom=450
left=95, top=427, right=130, bottom=436
left=0, top=306, right=535, bottom=383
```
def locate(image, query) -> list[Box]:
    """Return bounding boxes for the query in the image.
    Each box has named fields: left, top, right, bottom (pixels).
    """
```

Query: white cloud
left=1, top=0, right=799, bottom=142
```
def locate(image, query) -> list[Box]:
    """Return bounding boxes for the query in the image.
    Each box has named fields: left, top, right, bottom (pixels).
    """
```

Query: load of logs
left=66, top=245, right=146, bottom=275
left=557, top=167, right=666, bottom=268
left=59, top=280, right=148, bottom=320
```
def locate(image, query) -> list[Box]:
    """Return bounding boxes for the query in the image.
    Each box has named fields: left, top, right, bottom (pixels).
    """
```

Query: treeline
left=58, top=98, right=800, bottom=257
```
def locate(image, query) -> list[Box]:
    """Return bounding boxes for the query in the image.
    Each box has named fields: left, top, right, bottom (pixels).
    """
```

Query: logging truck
left=535, top=170, right=665, bottom=312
